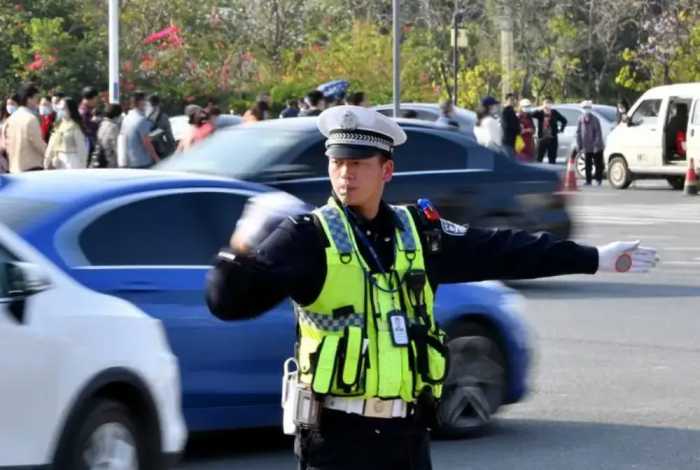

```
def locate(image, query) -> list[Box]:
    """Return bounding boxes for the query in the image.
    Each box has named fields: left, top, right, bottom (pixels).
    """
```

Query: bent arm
left=206, top=217, right=325, bottom=320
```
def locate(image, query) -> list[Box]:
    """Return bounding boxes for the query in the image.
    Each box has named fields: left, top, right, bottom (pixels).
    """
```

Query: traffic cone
left=564, top=150, right=578, bottom=191
left=684, top=158, right=698, bottom=196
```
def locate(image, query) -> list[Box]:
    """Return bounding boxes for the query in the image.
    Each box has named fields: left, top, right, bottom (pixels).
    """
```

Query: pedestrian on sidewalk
left=92, top=103, right=122, bottom=168
left=517, top=99, right=536, bottom=162
left=79, top=86, right=100, bottom=155
left=243, top=101, right=269, bottom=123
left=119, top=91, right=160, bottom=168
left=576, top=100, right=605, bottom=186
left=476, top=96, right=503, bottom=151
left=0, top=95, right=19, bottom=173
left=146, top=93, right=176, bottom=159
left=501, top=92, right=521, bottom=155
left=38, top=96, right=55, bottom=143
left=280, top=99, right=300, bottom=118
left=176, top=104, right=203, bottom=153
left=300, top=90, right=325, bottom=117
left=4, top=84, right=46, bottom=172
left=44, top=97, right=89, bottom=169
left=530, top=97, right=567, bottom=164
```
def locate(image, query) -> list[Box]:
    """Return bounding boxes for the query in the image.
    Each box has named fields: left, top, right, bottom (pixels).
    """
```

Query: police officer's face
left=329, top=156, right=394, bottom=209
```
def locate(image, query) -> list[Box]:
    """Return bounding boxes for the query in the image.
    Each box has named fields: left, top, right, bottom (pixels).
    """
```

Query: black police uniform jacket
left=207, top=201, right=599, bottom=319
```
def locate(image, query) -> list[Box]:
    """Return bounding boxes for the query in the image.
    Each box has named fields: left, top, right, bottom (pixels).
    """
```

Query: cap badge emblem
left=340, top=110, right=358, bottom=130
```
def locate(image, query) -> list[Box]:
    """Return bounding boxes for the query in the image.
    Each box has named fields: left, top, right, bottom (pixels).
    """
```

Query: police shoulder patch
left=440, top=219, right=467, bottom=236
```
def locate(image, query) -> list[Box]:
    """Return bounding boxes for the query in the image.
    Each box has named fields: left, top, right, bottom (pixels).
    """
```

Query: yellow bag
left=515, top=135, right=526, bottom=153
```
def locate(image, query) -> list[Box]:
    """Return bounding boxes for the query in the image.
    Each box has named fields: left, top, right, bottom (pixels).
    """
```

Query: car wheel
left=54, top=398, right=152, bottom=470
left=607, top=156, right=632, bottom=189
left=436, top=322, right=506, bottom=438
left=666, top=176, right=685, bottom=190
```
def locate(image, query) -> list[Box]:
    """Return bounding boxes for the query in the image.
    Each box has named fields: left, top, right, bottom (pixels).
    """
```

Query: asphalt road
left=177, top=180, right=700, bottom=470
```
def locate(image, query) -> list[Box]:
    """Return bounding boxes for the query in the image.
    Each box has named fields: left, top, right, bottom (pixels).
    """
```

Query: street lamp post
left=392, top=0, right=400, bottom=118
left=108, top=0, right=120, bottom=104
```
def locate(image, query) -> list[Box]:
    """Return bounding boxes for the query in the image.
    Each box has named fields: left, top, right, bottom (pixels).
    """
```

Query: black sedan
left=157, top=117, right=571, bottom=238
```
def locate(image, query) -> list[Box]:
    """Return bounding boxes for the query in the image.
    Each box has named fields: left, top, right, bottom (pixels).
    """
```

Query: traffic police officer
left=206, top=105, right=658, bottom=470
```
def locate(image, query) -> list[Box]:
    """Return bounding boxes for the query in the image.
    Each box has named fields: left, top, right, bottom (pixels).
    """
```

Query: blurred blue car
left=0, top=170, right=531, bottom=437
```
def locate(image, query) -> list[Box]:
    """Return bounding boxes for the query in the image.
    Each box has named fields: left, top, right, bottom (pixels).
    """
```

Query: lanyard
left=343, top=206, right=390, bottom=275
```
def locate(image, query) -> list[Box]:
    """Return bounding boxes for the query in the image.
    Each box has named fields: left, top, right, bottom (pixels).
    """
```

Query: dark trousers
left=296, top=410, right=432, bottom=470
left=537, top=137, right=558, bottom=164
left=585, top=151, right=604, bottom=183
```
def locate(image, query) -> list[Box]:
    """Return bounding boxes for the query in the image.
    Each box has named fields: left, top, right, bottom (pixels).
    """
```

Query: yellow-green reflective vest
left=296, top=199, right=448, bottom=402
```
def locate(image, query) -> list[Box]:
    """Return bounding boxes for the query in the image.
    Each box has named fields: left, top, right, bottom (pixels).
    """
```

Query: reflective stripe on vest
left=296, top=199, right=447, bottom=401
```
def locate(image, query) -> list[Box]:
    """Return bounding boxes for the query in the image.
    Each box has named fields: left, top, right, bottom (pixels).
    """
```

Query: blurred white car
left=374, top=102, right=477, bottom=141
left=170, top=114, right=243, bottom=144
left=0, top=223, right=186, bottom=469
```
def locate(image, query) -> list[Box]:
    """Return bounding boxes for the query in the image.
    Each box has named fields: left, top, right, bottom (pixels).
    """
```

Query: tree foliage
left=0, top=0, right=698, bottom=111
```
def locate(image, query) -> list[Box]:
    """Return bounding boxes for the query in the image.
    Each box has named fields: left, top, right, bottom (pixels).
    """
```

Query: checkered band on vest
left=319, top=205, right=353, bottom=256
left=325, top=131, right=393, bottom=153
left=391, top=207, right=416, bottom=252
left=296, top=306, right=365, bottom=332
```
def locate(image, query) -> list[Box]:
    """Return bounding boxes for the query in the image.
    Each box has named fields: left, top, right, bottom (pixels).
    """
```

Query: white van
left=604, top=83, right=700, bottom=189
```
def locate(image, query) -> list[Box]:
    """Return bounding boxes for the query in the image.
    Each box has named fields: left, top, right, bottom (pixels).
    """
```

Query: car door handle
left=692, top=129, right=695, bottom=137
left=117, top=281, right=159, bottom=292
left=649, top=128, right=656, bottom=132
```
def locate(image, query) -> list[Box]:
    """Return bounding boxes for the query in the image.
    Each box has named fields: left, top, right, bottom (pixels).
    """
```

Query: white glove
left=596, top=241, right=658, bottom=273
left=231, top=192, right=312, bottom=253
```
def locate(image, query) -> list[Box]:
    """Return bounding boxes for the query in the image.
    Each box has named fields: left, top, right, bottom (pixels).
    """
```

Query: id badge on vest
left=388, top=310, right=409, bottom=347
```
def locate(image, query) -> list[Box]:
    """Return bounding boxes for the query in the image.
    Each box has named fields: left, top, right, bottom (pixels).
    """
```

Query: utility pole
left=499, top=4, right=514, bottom=99
left=452, top=11, right=461, bottom=105
left=392, top=0, right=401, bottom=118
left=108, top=0, right=120, bottom=104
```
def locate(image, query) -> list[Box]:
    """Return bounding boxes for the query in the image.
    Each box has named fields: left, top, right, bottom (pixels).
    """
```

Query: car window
left=692, top=100, right=700, bottom=125
left=556, top=108, right=582, bottom=126
left=156, top=128, right=308, bottom=180
left=394, top=130, right=467, bottom=171
left=631, top=99, right=662, bottom=126
left=291, top=138, right=328, bottom=177
left=593, top=106, right=616, bottom=123
left=78, top=192, right=246, bottom=266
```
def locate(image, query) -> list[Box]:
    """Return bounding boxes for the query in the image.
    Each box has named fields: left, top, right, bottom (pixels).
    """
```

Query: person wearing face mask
left=38, top=96, right=56, bottom=143
left=517, top=99, right=536, bottom=162
left=4, top=84, right=47, bottom=172
left=44, top=97, right=89, bottom=169
left=576, top=100, right=605, bottom=186
left=476, top=96, right=504, bottom=152
left=0, top=95, right=20, bottom=173
left=530, top=97, right=567, bottom=164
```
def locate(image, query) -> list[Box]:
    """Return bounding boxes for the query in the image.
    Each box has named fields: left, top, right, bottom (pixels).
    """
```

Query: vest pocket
left=338, top=326, right=363, bottom=389
left=311, top=336, right=341, bottom=394
left=410, top=327, right=449, bottom=396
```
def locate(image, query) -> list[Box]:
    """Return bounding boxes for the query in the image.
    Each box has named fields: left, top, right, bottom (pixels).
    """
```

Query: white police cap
left=318, top=105, right=407, bottom=159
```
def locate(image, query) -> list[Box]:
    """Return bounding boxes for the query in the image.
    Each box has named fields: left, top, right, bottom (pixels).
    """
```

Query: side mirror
left=0, top=261, right=52, bottom=303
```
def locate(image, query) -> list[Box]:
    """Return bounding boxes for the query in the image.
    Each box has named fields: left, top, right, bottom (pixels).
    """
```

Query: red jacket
left=40, top=113, right=55, bottom=143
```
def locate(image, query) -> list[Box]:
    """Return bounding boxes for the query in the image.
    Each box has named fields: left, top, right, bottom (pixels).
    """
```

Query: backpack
left=148, top=111, right=172, bottom=158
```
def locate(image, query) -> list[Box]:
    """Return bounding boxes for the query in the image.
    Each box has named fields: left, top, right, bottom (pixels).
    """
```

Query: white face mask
left=6, top=105, right=17, bottom=115
left=39, top=105, right=51, bottom=116
left=584, top=108, right=592, bottom=115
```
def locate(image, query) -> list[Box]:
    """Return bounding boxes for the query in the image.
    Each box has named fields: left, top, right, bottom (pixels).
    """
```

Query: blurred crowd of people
left=0, top=83, right=181, bottom=173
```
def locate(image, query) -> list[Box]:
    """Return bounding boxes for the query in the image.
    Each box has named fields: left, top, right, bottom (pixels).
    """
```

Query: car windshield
left=157, top=128, right=309, bottom=179
left=0, top=197, right=58, bottom=232
left=593, top=106, right=616, bottom=123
